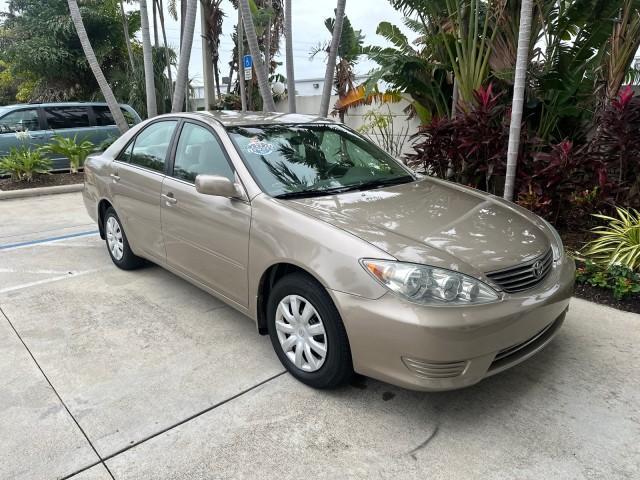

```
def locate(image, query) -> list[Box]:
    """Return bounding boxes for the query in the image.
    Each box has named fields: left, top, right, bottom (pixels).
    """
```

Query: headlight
left=540, top=218, right=564, bottom=261
left=361, top=260, right=500, bottom=305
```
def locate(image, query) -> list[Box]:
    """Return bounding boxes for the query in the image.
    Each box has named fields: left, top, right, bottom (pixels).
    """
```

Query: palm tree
left=285, top=0, right=295, bottom=112
left=156, top=0, right=174, bottom=98
left=118, top=0, right=136, bottom=72
left=172, top=0, right=198, bottom=112
left=201, top=0, right=225, bottom=100
left=312, top=13, right=363, bottom=121
left=239, top=0, right=276, bottom=111
left=319, top=0, right=346, bottom=117
left=67, top=0, right=129, bottom=133
left=503, top=0, right=534, bottom=201
left=140, top=0, right=158, bottom=117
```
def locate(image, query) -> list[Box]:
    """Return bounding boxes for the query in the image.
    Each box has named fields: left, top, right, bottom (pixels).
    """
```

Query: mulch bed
left=574, top=282, right=640, bottom=315
left=0, top=172, right=83, bottom=191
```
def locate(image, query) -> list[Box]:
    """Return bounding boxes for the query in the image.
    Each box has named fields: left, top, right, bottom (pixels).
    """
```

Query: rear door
left=0, top=107, right=48, bottom=158
left=111, top=119, right=179, bottom=262
left=161, top=120, right=251, bottom=307
left=42, top=105, right=92, bottom=169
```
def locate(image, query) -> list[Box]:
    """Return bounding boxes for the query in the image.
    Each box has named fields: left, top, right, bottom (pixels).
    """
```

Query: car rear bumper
left=331, top=257, right=575, bottom=391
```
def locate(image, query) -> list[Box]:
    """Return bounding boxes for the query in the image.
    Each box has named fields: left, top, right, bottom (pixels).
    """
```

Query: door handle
left=110, top=173, right=120, bottom=182
left=162, top=193, right=178, bottom=206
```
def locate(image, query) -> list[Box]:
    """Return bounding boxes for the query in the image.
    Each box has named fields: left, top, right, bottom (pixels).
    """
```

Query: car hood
left=282, top=177, right=550, bottom=274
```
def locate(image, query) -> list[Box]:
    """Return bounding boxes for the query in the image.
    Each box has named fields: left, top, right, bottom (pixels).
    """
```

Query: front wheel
left=267, top=273, right=353, bottom=389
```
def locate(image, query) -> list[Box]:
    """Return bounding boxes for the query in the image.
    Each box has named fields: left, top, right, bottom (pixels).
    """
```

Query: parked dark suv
left=0, top=102, right=141, bottom=170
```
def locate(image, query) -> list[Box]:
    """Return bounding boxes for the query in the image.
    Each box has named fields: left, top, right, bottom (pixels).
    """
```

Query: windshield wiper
left=339, top=175, right=415, bottom=193
left=273, top=189, right=338, bottom=199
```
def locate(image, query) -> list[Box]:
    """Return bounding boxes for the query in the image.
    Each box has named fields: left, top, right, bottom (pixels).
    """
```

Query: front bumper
left=331, top=257, right=575, bottom=391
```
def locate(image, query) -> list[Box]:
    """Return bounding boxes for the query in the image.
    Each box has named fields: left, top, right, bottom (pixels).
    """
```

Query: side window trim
left=167, top=119, right=237, bottom=184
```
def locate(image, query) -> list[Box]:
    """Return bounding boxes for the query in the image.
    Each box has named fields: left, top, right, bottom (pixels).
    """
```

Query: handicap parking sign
left=243, top=55, right=253, bottom=69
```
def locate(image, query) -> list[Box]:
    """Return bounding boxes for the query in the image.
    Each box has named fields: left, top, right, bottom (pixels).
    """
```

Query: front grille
left=485, top=248, right=553, bottom=293
left=402, top=357, right=468, bottom=379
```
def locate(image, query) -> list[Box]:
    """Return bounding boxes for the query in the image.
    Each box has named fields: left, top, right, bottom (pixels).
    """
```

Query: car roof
left=0, top=102, right=132, bottom=110
left=193, top=110, right=337, bottom=127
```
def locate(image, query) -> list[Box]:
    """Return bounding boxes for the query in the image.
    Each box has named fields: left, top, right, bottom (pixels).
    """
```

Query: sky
left=151, top=0, right=409, bottom=86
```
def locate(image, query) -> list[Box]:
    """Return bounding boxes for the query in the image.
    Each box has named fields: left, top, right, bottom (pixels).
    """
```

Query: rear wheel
left=267, top=273, right=353, bottom=389
left=104, top=207, right=144, bottom=270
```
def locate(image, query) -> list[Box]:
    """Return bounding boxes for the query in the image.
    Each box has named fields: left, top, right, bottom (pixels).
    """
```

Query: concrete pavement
left=0, top=192, right=638, bottom=479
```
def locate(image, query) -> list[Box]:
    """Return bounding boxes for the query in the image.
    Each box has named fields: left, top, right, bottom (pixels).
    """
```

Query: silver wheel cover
left=105, top=216, right=124, bottom=261
left=275, top=294, right=327, bottom=372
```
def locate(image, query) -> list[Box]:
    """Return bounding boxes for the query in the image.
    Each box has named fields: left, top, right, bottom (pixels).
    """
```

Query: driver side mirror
left=195, top=174, right=244, bottom=199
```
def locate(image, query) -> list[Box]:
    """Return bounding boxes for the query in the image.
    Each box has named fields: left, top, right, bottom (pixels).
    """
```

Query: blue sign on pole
left=243, top=55, right=253, bottom=69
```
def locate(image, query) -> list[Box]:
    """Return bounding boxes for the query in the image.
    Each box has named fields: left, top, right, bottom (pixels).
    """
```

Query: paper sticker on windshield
left=246, top=138, right=275, bottom=156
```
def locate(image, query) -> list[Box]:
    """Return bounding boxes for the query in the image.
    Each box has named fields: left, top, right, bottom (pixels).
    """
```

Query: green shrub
left=576, top=261, right=640, bottom=300
left=0, top=145, right=52, bottom=181
left=42, top=135, right=94, bottom=174
left=582, top=207, right=640, bottom=271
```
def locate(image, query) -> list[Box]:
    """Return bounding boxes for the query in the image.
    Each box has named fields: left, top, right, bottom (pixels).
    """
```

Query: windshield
left=227, top=124, right=413, bottom=197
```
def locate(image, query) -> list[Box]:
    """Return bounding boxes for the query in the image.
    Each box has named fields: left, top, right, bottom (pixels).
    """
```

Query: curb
left=0, top=183, right=84, bottom=200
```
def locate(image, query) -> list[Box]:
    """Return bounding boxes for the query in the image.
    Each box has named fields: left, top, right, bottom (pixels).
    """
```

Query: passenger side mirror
left=195, top=174, right=244, bottom=199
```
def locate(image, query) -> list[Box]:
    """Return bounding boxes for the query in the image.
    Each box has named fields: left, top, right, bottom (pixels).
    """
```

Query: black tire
left=103, top=207, right=144, bottom=270
left=267, top=273, right=353, bottom=389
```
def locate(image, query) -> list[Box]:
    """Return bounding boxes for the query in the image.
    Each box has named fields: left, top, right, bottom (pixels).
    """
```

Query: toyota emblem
left=532, top=260, right=544, bottom=279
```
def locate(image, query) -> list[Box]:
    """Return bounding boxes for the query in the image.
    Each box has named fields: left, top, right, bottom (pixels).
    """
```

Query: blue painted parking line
left=0, top=230, right=99, bottom=250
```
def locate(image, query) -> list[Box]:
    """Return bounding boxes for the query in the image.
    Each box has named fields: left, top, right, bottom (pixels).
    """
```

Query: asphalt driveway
left=1, top=192, right=638, bottom=479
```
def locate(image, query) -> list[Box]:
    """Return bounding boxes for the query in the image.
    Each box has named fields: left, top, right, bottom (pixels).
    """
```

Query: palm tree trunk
left=503, top=0, right=533, bottom=201
left=140, top=0, right=158, bottom=118
left=119, top=0, right=136, bottom=72
left=264, top=0, right=272, bottom=77
left=238, top=0, right=276, bottom=111
left=238, top=8, right=247, bottom=111
left=319, top=0, right=346, bottom=117
left=172, top=0, right=197, bottom=112
left=67, top=0, right=128, bottom=133
left=201, top=0, right=215, bottom=109
left=157, top=0, right=174, bottom=99
left=153, top=0, right=160, bottom=47
left=285, top=0, right=296, bottom=112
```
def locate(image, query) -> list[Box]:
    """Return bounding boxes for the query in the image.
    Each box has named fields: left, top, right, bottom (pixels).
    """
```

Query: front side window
left=128, top=120, right=177, bottom=173
left=173, top=123, right=234, bottom=183
left=0, top=109, right=39, bottom=133
left=44, top=107, right=90, bottom=129
left=227, top=124, right=413, bottom=197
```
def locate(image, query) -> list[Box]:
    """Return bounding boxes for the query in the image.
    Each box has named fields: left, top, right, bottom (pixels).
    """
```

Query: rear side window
left=44, top=106, right=90, bottom=129
left=128, top=120, right=178, bottom=173
left=94, top=106, right=115, bottom=126
left=0, top=109, right=40, bottom=133
left=94, top=106, right=136, bottom=127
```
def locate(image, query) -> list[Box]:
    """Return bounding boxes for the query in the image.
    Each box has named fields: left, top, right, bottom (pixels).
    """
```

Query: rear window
left=44, top=106, right=90, bottom=129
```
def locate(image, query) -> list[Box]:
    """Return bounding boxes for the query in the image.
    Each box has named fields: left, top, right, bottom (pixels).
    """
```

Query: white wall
left=275, top=94, right=422, bottom=158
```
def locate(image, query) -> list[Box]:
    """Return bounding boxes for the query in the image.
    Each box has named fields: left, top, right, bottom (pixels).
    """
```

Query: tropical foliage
left=41, top=135, right=95, bottom=174
left=0, top=145, right=52, bottom=182
left=581, top=208, right=640, bottom=271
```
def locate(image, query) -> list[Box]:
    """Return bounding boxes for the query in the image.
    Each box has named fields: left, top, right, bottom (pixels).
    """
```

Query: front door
left=161, top=121, right=251, bottom=308
left=111, top=119, right=179, bottom=262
